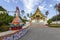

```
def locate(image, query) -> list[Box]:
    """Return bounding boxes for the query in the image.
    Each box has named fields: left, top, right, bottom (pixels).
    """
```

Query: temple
left=30, top=7, right=46, bottom=24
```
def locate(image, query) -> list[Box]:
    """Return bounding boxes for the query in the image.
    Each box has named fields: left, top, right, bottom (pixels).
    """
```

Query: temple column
left=29, top=18, right=32, bottom=26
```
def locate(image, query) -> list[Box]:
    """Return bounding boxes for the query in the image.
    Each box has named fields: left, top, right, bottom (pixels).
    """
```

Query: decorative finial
left=16, top=6, right=20, bottom=17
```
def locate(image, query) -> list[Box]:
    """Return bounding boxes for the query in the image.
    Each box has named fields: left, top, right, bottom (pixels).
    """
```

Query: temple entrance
left=36, top=15, right=40, bottom=23
left=30, top=7, right=46, bottom=24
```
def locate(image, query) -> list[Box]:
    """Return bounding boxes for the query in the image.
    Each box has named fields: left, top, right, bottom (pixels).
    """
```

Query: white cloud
left=53, top=0, right=60, bottom=3
left=39, top=6, right=47, bottom=11
left=4, top=0, right=10, bottom=3
left=39, top=6, right=44, bottom=10
left=4, top=0, right=18, bottom=3
left=49, top=4, right=53, bottom=7
left=12, top=0, right=18, bottom=3
left=20, top=0, right=39, bottom=13
left=56, top=0, right=60, bottom=1
left=40, top=1, right=46, bottom=6
left=4, top=0, right=47, bottom=13
left=39, top=1, right=47, bottom=11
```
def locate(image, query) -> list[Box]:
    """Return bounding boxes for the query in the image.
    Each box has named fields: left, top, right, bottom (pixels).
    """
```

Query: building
left=30, top=7, right=46, bottom=24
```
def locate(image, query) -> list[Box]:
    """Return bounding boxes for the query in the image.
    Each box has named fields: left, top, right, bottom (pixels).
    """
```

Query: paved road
left=19, top=23, right=60, bottom=40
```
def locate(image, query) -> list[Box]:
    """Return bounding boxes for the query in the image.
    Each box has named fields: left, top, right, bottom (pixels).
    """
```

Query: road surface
left=19, top=23, right=60, bottom=40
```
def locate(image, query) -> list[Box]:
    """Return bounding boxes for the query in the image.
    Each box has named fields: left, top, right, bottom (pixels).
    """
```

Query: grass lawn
left=49, top=24, right=60, bottom=28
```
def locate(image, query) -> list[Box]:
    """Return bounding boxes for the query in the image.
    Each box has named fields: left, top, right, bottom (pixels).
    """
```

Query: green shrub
left=47, top=19, right=52, bottom=25
left=0, top=25, right=10, bottom=32
left=51, top=14, right=60, bottom=21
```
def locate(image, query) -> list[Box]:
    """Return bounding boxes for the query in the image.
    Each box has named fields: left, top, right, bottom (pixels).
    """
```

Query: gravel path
left=19, top=23, right=60, bottom=40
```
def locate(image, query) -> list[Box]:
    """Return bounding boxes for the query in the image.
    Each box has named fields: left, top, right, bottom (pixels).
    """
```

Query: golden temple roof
left=30, top=7, right=46, bottom=18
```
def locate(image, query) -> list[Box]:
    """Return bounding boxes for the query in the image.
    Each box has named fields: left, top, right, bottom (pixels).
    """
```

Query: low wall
left=0, top=27, right=29, bottom=40
left=51, top=21, right=60, bottom=24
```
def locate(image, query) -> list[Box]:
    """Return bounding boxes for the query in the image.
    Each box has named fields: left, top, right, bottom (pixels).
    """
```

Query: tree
left=54, top=3, right=60, bottom=15
left=0, top=13, right=14, bottom=25
left=47, top=19, right=52, bottom=25
left=24, top=16, right=27, bottom=19
left=21, top=10, right=25, bottom=15
left=45, top=11, right=49, bottom=21
left=0, top=6, right=14, bottom=26
left=54, top=4, right=57, bottom=9
left=45, top=11, right=49, bottom=17
left=27, top=13, right=29, bottom=17
left=0, top=6, right=6, bottom=11
left=54, top=4, right=58, bottom=21
left=57, top=3, right=60, bottom=15
left=51, top=15, right=60, bottom=21
left=30, top=13, right=32, bottom=17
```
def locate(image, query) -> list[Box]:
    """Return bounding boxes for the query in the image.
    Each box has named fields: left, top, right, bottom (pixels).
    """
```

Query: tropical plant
left=27, top=13, right=29, bottom=17
left=0, top=13, right=14, bottom=26
left=0, top=6, right=6, bottom=11
left=45, top=11, right=49, bottom=17
left=19, top=16, right=28, bottom=24
left=21, top=10, right=25, bottom=15
left=24, top=16, right=27, bottom=19
left=54, top=4, right=58, bottom=21
left=51, top=15, right=60, bottom=21
left=30, top=13, right=32, bottom=17
left=47, top=19, right=52, bottom=25
left=54, top=3, right=60, bottom=15
left=0, top=6, right=14, bottom=26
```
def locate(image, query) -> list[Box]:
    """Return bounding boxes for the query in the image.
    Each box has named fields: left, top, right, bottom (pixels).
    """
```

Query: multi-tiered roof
left=12, top=7, right=22, bottom=25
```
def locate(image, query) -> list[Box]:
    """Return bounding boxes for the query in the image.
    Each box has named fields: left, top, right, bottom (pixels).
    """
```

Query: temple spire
left=12, top=6, right=22, bottom=24
left=16, top=6, right=20, bottom=17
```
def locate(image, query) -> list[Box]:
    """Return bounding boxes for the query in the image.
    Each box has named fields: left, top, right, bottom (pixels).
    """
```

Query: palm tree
left=27, top=13, right=29, bottom=17
left=21, top=10, right=25, bottom=19
left=54, top=4, right=57, bottom=10
left=21, top=10, right=25, bottom=15
left=54, top=4, right=58, bottom=21
left=57, top=3, right=60, bottom=15
left=30, top=13, right=32, bottom=17
left=45, top=11, right=49, bottom=23
left=54, top=3, right=60, bottom=15
left=45, top=11, right=49, bottom=18
left=54, top=3, right=60, bottom=21
left=24, top=16, right=27, bottom=19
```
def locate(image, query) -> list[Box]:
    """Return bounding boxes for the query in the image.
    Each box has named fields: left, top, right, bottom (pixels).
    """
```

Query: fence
left=0, top=26, right=29, bottom=40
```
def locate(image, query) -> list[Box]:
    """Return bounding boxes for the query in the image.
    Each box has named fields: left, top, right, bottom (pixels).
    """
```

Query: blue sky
left=0, top=0, right=60, bottom=19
